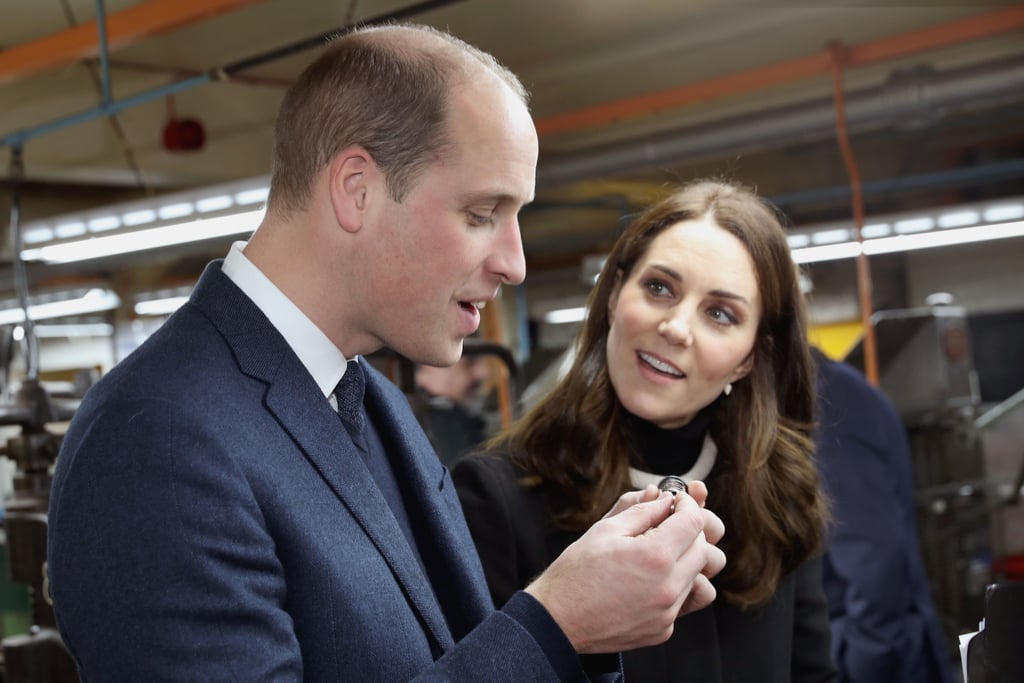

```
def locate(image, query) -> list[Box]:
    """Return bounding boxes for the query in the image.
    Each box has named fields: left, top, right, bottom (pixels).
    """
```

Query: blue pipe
left=1, top=73, right=212, bottom=148
left=96, top=0, right=112, bottom=106
left=769, top=158, right=1024, bottom=207
left=0, top=0, right=468, bottom=150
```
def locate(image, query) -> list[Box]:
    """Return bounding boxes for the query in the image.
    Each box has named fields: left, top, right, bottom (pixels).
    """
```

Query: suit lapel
left=189, top=264, right=454, bottom=653
left=263, top=372, right=454, bottom=649
left=364, top=366, right=494, bottom=640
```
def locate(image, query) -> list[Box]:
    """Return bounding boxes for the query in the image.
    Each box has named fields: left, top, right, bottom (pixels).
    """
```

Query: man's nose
left=490, top=217, right=526, bottom=286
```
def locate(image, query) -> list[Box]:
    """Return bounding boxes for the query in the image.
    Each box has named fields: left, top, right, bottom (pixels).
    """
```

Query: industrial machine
left=846, top=303, right=998, bottom=645
left=0, top=330, right=80, bottom=682
left=1, top=147, right=80, bottom=681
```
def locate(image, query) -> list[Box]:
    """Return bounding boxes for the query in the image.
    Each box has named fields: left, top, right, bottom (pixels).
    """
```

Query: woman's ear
left=607, top=269, right=625, bottom=324
left=731, top=348, right=756, bottom=382
left=328, top=147, right=374, bottom=233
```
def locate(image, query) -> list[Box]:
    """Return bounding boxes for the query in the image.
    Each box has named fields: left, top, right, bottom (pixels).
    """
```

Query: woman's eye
left=708, top=307, right=738, bottom=325
left=644, top=279, right=671, bottom=297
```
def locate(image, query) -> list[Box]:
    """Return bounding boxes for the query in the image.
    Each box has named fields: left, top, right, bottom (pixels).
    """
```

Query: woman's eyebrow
left=650, top=264, right=750, bottom=305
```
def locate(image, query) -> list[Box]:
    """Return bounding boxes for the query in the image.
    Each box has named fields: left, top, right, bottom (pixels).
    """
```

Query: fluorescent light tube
left=22, top=226, right=55, bottom=244
left=55, top=221, right=86, bottom=238
left=122, top=209, right=157, bottom=226
left=895, top=217, right=935, bottom=234
left=32, top=322, right=115, bottom=338
left=134, top=296, right=190, bottom=316
left=790, top=242, right=863, bottom=264
left=861, top=223, right=891, bottom=238
left=0, top=288, right=120, bottom=324
left=157, top=202, right=194, bottom=220
left=938, top=211, right=979, bottom=229
left=88, top=215, right=121, bottom=232
left=863, top=220, right=1024, bottom=255
left=811, top=229, right=850, bottom=245
left=544, top=307, right=587, bottom=324
left=787, top=234, right=811, bottom=249
left=196, top=195, right=233, bottom=213
left=21, top=208, right=264, bottom=264
left=235, top=188, right=269, bottom=205
left=984, top=204, right=1024, bottom=222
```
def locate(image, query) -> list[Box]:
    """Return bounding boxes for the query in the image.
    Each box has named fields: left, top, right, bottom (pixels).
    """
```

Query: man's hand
left=525, top=486, right=726, bottom=654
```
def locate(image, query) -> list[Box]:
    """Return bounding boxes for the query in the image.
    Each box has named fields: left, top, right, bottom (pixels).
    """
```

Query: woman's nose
left=658, top=313, right=694, bottom=347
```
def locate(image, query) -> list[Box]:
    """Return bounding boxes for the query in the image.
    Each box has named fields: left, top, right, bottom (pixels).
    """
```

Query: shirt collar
left=221, top=240, right=348, bottom=399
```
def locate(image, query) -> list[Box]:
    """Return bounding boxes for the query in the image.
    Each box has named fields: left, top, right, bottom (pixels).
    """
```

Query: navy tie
left=334, top=360, right=365, bottom=434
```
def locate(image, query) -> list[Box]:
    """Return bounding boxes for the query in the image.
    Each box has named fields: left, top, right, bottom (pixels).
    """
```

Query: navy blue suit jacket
left=47, top=262, right=581, bottom=681
left=813, top=352, right=954, bottom=683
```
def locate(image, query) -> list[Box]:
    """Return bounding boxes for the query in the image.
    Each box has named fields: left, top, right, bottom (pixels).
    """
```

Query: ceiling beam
left=0, top=0, right=269, bottom=87
left=534, top=6, right=1024, bottom=137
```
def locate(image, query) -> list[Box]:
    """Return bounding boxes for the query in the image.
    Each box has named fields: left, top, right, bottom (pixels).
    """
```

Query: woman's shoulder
left=450, top=444, right=526, bottom=493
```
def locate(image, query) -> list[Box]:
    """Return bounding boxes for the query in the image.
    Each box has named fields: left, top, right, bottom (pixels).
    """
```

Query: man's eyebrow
left=650, top=264, right=750, bottom=304
left=462, top=190, right=534, bottom=207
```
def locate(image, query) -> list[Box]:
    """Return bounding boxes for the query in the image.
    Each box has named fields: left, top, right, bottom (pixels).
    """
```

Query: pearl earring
left=724, top=383, right=733, bottom=396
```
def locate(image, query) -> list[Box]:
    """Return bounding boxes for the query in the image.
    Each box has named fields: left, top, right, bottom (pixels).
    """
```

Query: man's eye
left=467, top=211, right=494, bottom=226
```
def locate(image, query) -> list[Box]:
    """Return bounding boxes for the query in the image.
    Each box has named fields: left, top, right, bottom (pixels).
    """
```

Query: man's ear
left=328, top=147, right=374, bottom=234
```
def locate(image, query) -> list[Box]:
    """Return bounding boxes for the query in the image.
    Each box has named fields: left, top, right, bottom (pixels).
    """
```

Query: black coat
left=814, top=352, right=956, bottom=683
left=453, top=450, right=838, bottom=683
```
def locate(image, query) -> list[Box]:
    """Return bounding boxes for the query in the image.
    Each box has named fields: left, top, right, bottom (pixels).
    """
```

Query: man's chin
left=409, top=340, right=464, bottom=368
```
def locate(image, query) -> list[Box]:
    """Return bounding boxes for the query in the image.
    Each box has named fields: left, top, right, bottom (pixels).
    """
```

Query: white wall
left=906, top=236, right=1024, bottom=314
left=38, top=335, right=116, bottom=375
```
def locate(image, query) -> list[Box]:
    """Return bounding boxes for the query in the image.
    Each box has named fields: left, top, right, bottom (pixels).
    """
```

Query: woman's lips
left=637, top=351, right=685, bottom=378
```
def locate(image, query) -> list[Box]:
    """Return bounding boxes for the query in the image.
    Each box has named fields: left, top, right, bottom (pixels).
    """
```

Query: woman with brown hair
left=452, top=179, right=836, bottom=681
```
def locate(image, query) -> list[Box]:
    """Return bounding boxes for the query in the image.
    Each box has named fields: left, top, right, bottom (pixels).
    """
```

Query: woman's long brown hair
left=484, top=179, right=827, bottom=608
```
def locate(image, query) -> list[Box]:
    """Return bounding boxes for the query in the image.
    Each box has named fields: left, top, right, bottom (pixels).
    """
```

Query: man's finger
left=685, top=480, right=708, bottom=507
left=601, top=484, right=661, bottom=520
left=602, top=491, right=676, bottom=535
left=701, top=540, right=727, bottom=579
left=679, top=574, right=717, bottom=616
left=701, top=507, right=725, bottom=545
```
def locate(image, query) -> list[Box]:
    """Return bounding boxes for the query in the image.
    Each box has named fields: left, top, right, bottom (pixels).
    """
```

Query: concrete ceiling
left=1, top=0, right=1023, bottom=321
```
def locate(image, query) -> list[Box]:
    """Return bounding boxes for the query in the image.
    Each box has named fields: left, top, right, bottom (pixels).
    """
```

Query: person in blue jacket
left=46, top=23, right=725, bottom=681
left=813, top=348, right=956, bottom=683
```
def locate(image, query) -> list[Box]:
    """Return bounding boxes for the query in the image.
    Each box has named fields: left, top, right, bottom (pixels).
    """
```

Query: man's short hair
left=267, top=23, right=528, bottom=214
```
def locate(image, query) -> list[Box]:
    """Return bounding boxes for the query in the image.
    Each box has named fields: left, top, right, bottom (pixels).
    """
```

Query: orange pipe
left=536, top=52, right=835, bottom=136
left=0, top=0, right=269, bottom=87
left=481, top=297, right=513, bottom=429
left=828, top=43, right=879, bottom=387
left=846, top=7, right=1024, bottom=66
left=535, top=6, right=1024, bottom=137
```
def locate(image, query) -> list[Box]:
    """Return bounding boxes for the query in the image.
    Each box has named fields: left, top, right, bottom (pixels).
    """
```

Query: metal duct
left=537, top=55, right=1024, bottom=188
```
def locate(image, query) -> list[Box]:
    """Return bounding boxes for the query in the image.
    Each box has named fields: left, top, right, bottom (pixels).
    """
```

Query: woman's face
left=606, top=216, right=762, bottom=429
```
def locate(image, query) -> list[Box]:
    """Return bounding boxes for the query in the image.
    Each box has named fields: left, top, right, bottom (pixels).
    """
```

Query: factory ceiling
left=1, top=0, right=1023, bottom=321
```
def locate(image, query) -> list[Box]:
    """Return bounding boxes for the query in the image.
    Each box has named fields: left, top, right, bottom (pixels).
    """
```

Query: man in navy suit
left=47, top=24, right=725, bottom=680
left=813, top=349, right=955, bottom=683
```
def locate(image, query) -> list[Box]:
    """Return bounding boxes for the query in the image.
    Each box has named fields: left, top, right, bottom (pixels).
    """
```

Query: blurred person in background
left=415, top=354, right=492, bottom=466
left=813, top=347, right=956, bottom=683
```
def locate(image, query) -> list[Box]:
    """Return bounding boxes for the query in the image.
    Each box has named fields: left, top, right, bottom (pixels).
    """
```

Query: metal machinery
left=2, top=146, right=80, bottom=681
left=0, top=343, right=81, bottom=681
left=975, top=389, right=1024, bottom=583
left=845, top=303, right=1014, bottom=647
